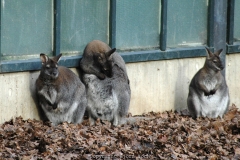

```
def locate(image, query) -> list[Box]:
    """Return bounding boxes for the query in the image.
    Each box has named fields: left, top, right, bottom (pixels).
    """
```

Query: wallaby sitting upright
left=80, top=40, right=131, bottom=126
left=36, top=53, right=87, bottom=125
left=187, top=48, right=230, bottom=119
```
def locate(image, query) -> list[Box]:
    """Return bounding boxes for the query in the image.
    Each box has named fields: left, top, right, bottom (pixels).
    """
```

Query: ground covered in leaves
left=0, top=105, right=240, bottom=159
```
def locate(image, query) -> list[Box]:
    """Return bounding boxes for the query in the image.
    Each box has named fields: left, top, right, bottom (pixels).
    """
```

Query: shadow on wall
left=75, top=66, right=90, bottom=118
left=29, top=71, right=48, bottom=121
left=75, top=63, right=85, bottom=83
left=174, top=60, right=191, bottom=112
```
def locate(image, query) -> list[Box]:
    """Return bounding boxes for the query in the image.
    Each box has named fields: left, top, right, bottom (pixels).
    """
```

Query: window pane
left=116, top=0, right=160, bottom=51
left=234, top=0, right=240, bottom=42
left=61, top=0, right=109, bottom=55
left=167, top=0, right=208, bottom=48
left=1, top=0, right=53, bottom=60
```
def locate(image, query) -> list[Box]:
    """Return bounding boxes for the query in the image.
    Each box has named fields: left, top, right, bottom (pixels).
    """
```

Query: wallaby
left=36, top=53, right=87, bottom=125
left=80, top=40, right=116, bottom=80
left=80, top=40, right=131, bottom=126
left=187, top=48, right=230, bottom=119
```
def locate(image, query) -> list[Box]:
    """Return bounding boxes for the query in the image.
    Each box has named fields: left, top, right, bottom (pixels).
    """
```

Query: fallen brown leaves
left=0, top=104, right=240, bottom=159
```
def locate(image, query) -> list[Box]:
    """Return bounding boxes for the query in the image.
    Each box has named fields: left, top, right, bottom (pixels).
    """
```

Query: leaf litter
left=0, top=104, right=239, bottom=159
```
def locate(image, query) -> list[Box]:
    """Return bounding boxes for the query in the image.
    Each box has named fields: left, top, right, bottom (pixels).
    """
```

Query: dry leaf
left=0, top=104, right=239, bottom=159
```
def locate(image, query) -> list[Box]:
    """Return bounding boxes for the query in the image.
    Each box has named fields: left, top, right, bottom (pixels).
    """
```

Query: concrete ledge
left=0, top=54, right=239, bottom=124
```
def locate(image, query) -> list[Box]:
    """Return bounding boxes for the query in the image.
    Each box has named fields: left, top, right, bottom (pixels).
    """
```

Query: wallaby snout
left=52, top=71, right=58, bottom=77
left=51, top=68, right=59, bottom=77
left=218, top=62, right=224, bottom=70
left=102, top=65, right=113, bottom=78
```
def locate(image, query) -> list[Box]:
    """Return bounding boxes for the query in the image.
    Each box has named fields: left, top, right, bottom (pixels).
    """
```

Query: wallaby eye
left=46, top=65, right=50, bottom=69
left=213, top=60, right=217, bottom=63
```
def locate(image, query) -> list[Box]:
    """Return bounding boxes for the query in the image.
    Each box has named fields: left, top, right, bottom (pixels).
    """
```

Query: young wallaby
left=36, top=53, right=87, bottom=125
left=80, top=40, right=131, bottom=126
left=80, top=40, right=116, bottom=80
left=187, top=48, right=230, bottom=119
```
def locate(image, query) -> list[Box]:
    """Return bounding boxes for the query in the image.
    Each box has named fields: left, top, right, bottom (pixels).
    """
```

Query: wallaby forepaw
left=89, top=117, right=95, bottom=126
left=204, top=91, right=210, bottom=96
left=112, top=121, right=118, bottom=126
left=98, top=73, right=106, bottom=80
left=210, top=90, right=216, bottom=95
left=204, top=90, right=216, bottom=96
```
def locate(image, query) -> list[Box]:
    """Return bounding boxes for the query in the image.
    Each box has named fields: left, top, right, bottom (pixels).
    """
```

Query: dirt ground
left=0, top=104, right=239, bottom=159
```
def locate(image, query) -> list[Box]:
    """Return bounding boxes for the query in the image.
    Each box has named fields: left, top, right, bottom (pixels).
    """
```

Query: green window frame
left=0, top=0, right=237, bottom=73
left=227, top=0, right=240, bottom=53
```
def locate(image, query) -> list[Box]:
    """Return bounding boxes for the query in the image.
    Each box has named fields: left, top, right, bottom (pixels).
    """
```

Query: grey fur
left=36, top=53, right=87, bottom=125
left=187, top=48, right=230, bottom=118
left=80, top=40, right=131, bottom=126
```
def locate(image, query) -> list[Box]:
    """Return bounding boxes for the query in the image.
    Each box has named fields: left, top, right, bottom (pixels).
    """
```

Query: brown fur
left=80, top=40, right=116, bottom=80
left=36, top=54, right=87, bottom=125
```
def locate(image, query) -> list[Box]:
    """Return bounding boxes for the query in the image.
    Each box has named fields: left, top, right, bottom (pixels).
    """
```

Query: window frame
left=227, top=0, right=240, bottom=54
left=0, top=0, right=235, bottom=73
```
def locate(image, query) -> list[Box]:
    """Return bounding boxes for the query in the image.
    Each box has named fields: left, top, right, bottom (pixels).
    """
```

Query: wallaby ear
left=105, top=48, right=116, bottom=57
left=40, top=53, right=49, bottom=64
left=205, top=47, right=213, bottom=58
left=215, top=49, right=223, bottom=56
left=53, top=54, right=62, bottom=63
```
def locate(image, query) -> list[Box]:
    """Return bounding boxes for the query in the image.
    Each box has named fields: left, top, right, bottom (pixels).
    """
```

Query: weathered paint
left=226, top=54, right=240, bottom=108
left=0, top=71, right=39, bottom=123
left=0, top=54, right=239, bottom=124
left=127, top=57, right=206, bottom=115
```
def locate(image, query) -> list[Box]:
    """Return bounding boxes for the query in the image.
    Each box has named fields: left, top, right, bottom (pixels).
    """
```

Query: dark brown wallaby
left=187, top=48, right=230, bottom=118
left=80, top=40, right=116, bottom=80
left=36, top=53, right=87, bottom=125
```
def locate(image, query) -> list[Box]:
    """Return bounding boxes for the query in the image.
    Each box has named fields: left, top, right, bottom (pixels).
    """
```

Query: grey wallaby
left=36, top=53, right=87, bottom=125
left=187, top=48, right=230, bottom=119
left=80, top=40, right=131, bottom=126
